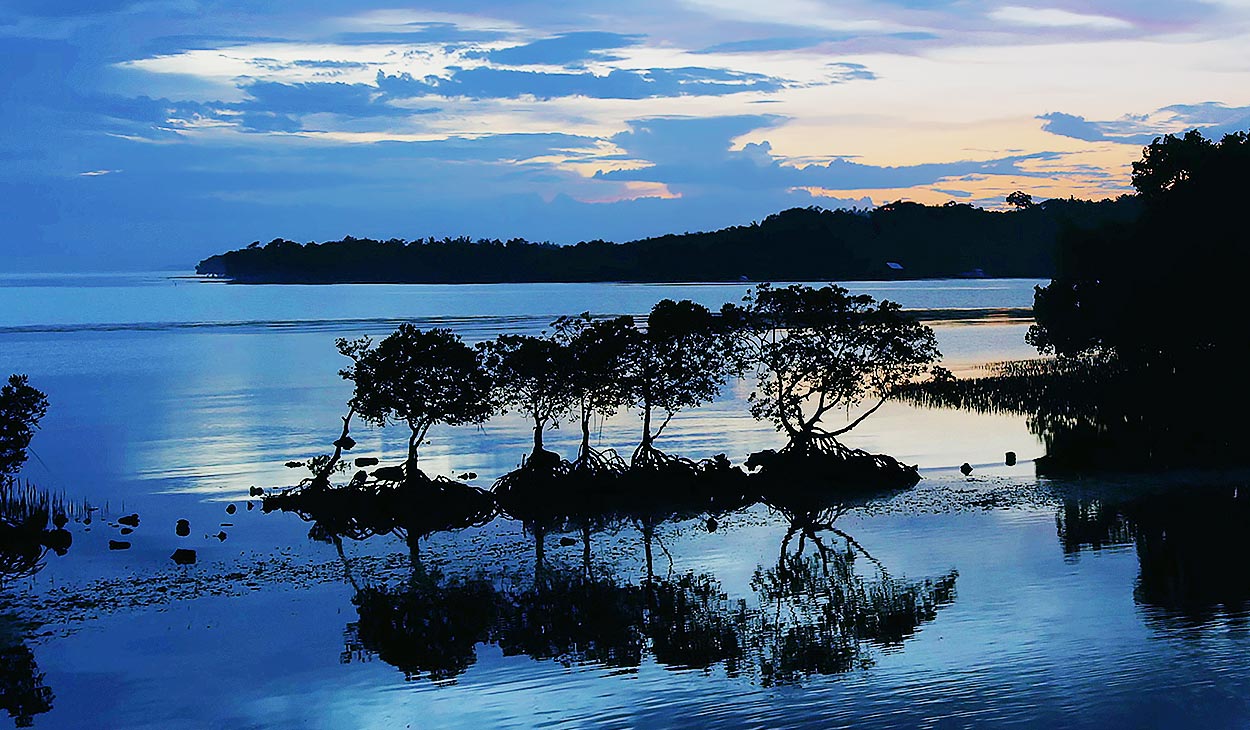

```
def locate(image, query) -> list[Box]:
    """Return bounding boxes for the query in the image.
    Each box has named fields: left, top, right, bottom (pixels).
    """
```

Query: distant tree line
left=195, top=198, right=1139, bottom=284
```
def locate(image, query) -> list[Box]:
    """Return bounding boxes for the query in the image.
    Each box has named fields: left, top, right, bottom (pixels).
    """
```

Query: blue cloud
left=377, top=66, right=788, bottom=100
left=600, top=115, right=1057, bottom=191
left=1039, top=104, right=1250, bottom=144
left=481, top=31, right=643, bottom=67
left=693, top=37, right=840, bottom=54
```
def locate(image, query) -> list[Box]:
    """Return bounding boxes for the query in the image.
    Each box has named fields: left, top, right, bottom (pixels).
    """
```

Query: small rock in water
left=171, top=548, right=197, bottom=565
left=1005, top=451, right=1017, bottom=466
left=706, top=517, right=719, bottom=533
left=960, top=462, right=973, bottom=476
left=215, top=531, right=228, bottom=542
left=226, top=503, right=237, bottom=515
left=108, top=540, right=131, bottom=550
left=175, top=519, right=190, bottom=537
left=354, top=457, right=379, bottom=468
left=248, top=486, right=264, bottom=496
left=246, top=502, right=254, bottom=511
left=120, top=527, right=133, bottom=536
left=118, top=514, right=140, bottom=528
left=284, top=461, right=303, bottom=469
left=558, top=537, right=577, bottom=547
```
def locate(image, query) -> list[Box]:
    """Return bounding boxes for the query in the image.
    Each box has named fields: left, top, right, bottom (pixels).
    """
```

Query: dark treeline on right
left=196, top=196, right=1139, bottom=283
left=906, top=130, right=1250, bottom=474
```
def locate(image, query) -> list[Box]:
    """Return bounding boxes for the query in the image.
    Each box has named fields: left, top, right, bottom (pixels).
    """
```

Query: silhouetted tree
left=728, top=284, right=940, bottom=452
left=479, top=333, right=575, bottom=458
left=337, top=326, right=493, bottom=476
left=0, top=377, right=47, bottom=477
left=1006, top=190, right=1034, bottom=209
left=625, top=300, right=731, bottom=466
left=552, top=314, right=635, bottom=466
left=1029, top=129, right=1250, bottom=365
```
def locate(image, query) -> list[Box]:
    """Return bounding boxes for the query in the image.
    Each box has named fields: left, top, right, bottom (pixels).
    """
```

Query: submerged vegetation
left=196, top=197, right=1139, bottom=284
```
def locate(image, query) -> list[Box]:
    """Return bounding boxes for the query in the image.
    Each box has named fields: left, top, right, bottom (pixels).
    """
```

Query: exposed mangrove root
left=746, top=432, right=920, bottom=500
left=264, top=464, right=497, bottom=558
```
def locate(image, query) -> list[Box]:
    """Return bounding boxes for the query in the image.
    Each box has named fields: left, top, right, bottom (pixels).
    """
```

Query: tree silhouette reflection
left=1056, top=486, right=1250, bottom=626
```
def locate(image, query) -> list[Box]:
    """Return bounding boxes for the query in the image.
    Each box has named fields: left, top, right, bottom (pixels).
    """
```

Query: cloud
left=1039, top=103, right=1250, bottom=144
left=481, top=31, right=643, bottom=67
left=598, top=115, right=1058, bottom=192
left=376, top=66, right=789, bottom=101
left=989, top=6, right=1133, bottom=30
left=79, top=169, right=122, bottom=176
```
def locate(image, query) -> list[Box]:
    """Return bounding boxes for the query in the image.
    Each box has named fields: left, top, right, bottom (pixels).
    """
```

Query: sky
left=3, top=1, right=1250, bottom=270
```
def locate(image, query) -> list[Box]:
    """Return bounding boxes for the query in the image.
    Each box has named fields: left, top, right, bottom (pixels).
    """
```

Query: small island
left=195, top=195, right=1139, bottom=284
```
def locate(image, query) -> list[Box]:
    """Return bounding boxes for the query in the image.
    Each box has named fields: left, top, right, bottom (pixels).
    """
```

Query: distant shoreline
left=195, top=200, right=1138, bottom=285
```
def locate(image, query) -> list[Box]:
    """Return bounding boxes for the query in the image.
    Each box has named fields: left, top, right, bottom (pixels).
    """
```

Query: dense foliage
left=196, top=198, right=1139, bottom=284
left=726, top=284, right=941, bottom=449
left=336, top=326, right=493, bottom=470
left=1029, top=130, right=1249, bottom=364
left=0, top=376, right=47, bottom=477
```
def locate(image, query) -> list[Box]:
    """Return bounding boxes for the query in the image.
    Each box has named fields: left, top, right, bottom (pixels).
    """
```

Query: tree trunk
left=640, top=403, right=653, bottom=451
left=533, top=416, right=546, bottom=455
left=580, top=416, right=592, bottom=461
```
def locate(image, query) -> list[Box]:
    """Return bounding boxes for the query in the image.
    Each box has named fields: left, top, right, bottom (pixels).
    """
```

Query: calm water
left=2, top=275, right=1248, bottom=729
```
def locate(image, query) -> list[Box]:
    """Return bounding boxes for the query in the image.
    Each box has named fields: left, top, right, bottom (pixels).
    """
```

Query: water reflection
left=319, top=481, right=958, bottom=688
left=901, top=359, right=1250, bottom=475
left=1056, top=485, right=1250, bottom=626
left=0, top=481, right=74, bottom=727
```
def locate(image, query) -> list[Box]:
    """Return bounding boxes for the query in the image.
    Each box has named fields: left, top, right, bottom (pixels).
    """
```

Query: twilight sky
left=3, top=1, right=1250, bottom=270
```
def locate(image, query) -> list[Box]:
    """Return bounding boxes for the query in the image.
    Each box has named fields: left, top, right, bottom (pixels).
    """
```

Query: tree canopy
left=551, top=313, right=635, bottom=463
left=337, top=326, right=493, bottom=470
left=1028, top=129, right=1250, bottom=365
left=727, top=284, right=940, bottom=448
left=625, top=299, right=733, bottom=464
left=0, top=376, right=48, bottom=477
left=479, top=333, right=576, bottom=456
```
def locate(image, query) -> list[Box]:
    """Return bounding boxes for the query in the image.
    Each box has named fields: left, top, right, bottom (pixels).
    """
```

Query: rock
left=960, top=462, right=973, bottom=476
left=215, top=531, right=227, bottom=542
left=120, top=527, right=133, bottom=536
left=175, top=519, right=190, bottom=537
left=42, top=529, right=72, bottom=555
left=1005, top=451, right=1017, bottom=466
left=706, top=517, right=719, bottom=533
left=354, top=457, right=379, bottom=468
left=108, top=540, right=131, bottom=550
left=225, top=503, right=237, bottom=515
left=171, top=548, right=197, bottom=565
left=371, top=465, right=405, bottom=482
left=558, top=537, right=577, bottom=547
left=248, top=486, right=264, bottom=496
left=466, top=472, right=477, bottom=480
left=246, top=502, right=254, bottom=511
left=284, top=461, right=303, bottom=469
left=118, top=514, right=140, bottom=528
